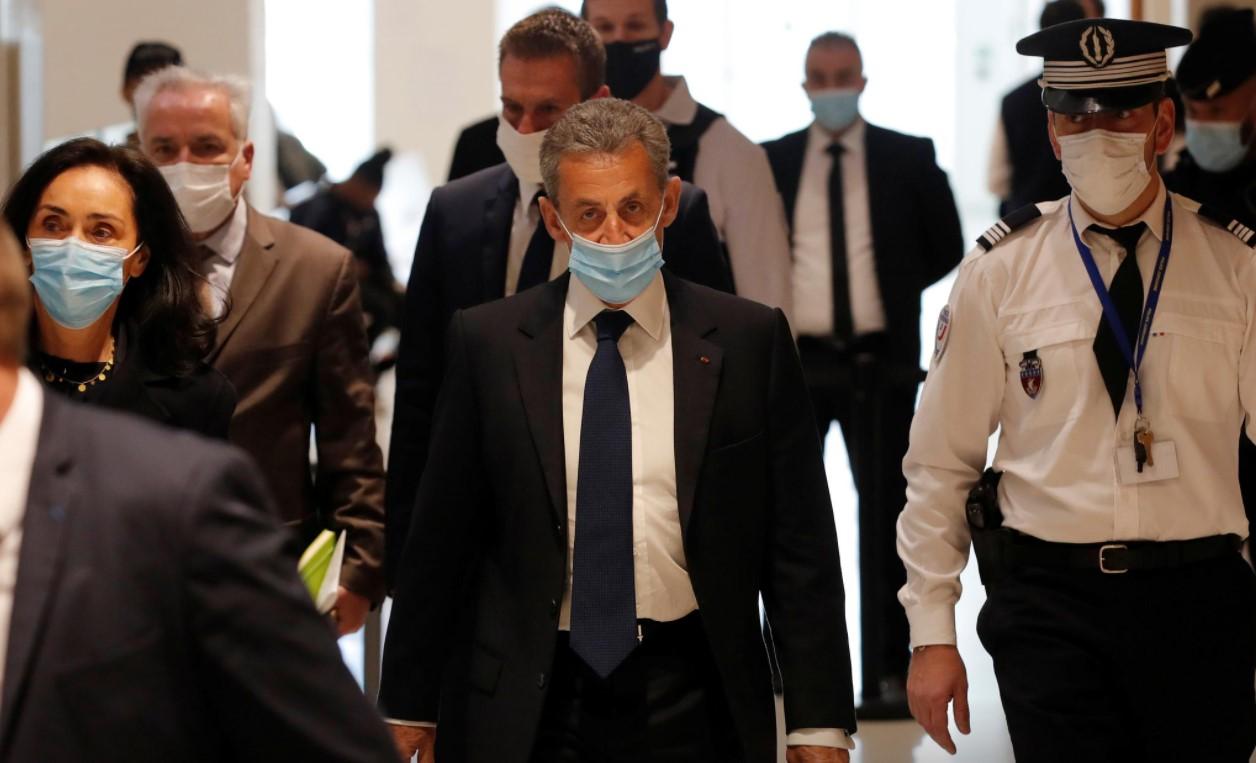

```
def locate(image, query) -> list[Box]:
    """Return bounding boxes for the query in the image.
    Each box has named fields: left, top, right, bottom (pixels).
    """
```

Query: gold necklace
left=40, top=340, right=116, bottom=393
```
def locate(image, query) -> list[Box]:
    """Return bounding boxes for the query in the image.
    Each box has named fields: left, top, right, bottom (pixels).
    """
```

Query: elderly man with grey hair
left=0, top=223, right=399, bottom=760
left=381, top=98, right=855, bottom=763
left=134, top=66, right=388, bottom=630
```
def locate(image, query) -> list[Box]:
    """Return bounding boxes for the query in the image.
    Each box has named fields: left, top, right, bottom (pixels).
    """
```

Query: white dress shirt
left=0, top=369, right=44, bottom=696
left=198, top=199, right=249, bottom=318
left=653, top=76, right=794, bottom=323
left=504, top=178, right=571, bottom=297
left=898, top=182, right=1256, bottom=648
left=791, top=119, right=887, bottom=338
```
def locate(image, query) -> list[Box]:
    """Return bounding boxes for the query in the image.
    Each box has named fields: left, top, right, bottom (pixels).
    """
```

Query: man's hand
left=907, top=644, right=971, bottom=755
left=331, top=586, right=370, bottom=636
left=388, top=724, right=435, bottom=763
left=785, top=746, right=850, bottom=763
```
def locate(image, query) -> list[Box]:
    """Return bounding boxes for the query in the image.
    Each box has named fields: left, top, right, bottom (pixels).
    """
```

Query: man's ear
left=659, top=19, right=675, bottom=50
left=660, top=176, right=682, bottom=228
left=1152, top=97, right=1175, bottom=156
left=539, top=196, right=569, bottom=243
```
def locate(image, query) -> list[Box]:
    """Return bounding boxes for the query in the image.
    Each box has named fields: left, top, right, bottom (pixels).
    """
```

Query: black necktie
left=516, top=191, right=553, bottom=293
left=827, top=143, right=854, bottom=340
left=1091, top=222, right=1146, bottom=416
left=570, top=310, right=637, bottom=678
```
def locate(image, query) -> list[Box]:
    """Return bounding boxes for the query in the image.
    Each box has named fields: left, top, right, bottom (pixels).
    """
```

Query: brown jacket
left=210, top=206, right=385, bottom=603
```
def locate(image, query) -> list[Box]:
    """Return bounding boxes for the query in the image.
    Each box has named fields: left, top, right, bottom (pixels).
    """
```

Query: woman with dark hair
left=2, top=137, right=235, bottom=437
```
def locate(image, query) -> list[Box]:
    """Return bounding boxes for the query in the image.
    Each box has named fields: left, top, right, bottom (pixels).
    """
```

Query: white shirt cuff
left=384, top=718, right=436, bottom=728
left=905, top=602, right=958, bottom=649
left=785, top=728, right=854, bottom=750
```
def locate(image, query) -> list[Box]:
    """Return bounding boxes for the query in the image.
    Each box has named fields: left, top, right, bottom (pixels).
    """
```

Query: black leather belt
left=1006, top=533, right=1242, bottom=574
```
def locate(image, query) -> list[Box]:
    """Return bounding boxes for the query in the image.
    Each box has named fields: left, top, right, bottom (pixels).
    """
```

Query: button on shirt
left=898, top=183, right=1256, bottom=647
left=0, top=370, right=44, bottom=696
left=653, top=76, right=794, bottom=322
left=504, top=179, right=571, bottom=297
left=197, top=199, right=249, bottom=318
left=791, top=119, right=887, bottom=338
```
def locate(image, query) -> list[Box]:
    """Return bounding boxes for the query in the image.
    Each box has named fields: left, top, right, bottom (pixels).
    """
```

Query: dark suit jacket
left=209, top=206, right=386, bottom=603
left=380, top=273, right=855, bottom=763
left=1000, top=77, right=1071, bottom=214
left=385, top=163, right=734, bottom=585
left=447, top=115, right=505, bottom=182
left=762, top=123, right=964, bottom=368
left=0, top=393, right=397, bottom=762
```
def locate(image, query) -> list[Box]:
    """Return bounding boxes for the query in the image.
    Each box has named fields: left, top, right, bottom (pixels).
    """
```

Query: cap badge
left=1080, top=25, right=1116, bottom=68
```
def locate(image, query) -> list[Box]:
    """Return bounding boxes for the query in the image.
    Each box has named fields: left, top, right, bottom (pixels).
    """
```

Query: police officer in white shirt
left=899, top=19, right=1256, bottom=762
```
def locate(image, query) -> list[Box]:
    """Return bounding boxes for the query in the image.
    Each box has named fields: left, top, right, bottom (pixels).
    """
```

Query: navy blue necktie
left=570, top=310, right=637, bottom=678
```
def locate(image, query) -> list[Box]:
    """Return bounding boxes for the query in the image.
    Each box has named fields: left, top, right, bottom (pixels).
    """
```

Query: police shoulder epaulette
left=1196, top=204, right=1256, bottom=248
left=976, top=204, right=1042, bottom=252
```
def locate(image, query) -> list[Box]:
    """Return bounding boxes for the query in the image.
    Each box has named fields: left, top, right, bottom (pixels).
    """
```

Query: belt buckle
left=1099, top=544, right=1129, bottom=574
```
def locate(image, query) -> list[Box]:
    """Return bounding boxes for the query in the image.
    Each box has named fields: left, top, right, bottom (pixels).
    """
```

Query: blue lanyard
left=1067, top=193, right=1173, bottom=417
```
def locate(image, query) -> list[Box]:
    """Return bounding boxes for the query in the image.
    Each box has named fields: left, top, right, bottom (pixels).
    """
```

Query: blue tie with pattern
left=569, top=309, right=637, bottom=678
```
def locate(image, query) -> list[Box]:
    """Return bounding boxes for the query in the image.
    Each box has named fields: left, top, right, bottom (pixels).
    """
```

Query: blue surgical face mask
left=1185, top=119, right=1252, bottom=173
left=28, top=236, right=141, bottom=329
left=561, top=205, right=665, bottom=304
left=809, top=88, right=861, bottom=133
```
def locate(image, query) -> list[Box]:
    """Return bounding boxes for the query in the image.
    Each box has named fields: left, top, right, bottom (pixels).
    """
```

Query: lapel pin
left=698, top=355, right=710, bottom=365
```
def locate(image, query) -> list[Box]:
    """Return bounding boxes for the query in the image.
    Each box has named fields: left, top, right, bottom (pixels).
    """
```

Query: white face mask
left=1057, top=128, right=1153, bottom=216
left=159, top=157, right=239, bottom=234
left=496, top=116, right=547, bottom=186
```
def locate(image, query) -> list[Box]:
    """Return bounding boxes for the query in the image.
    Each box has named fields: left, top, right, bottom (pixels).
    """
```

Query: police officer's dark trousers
left=978, top=552, right=1256, bottom=762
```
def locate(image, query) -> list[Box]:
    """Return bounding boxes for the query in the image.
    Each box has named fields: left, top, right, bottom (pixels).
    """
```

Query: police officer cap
left=1176, top=8, right=1256, bottom=102
left=1017, top=18, right=1192, bottom=114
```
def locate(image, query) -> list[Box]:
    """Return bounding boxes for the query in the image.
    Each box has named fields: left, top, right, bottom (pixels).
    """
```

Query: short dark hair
left=123, top=42, right=183, bottom=87
left=579, top=0, right=668, bottom=25
left=500, top=9, right=606, bottom=100
left=1039, top=0, right=1086, bottom=30
left=808, top=31, right=861, bottom=58
left=2, top=138, right=216, bottom=377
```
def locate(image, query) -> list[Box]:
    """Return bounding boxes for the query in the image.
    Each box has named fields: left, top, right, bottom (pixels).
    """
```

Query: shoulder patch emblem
left=1196, top=205, right=1256, bottom=248
left=977, top=203, right=1043, bottom=252
left=933, top=305, right=952, bottom=362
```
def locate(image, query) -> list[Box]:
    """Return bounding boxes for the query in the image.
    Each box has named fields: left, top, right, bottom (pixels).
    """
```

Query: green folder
left=298, top=529, right=345, bottom=613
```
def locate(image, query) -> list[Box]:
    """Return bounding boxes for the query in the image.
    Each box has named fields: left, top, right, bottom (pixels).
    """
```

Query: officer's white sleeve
left=897, top=251, right=1006, bottom=648
left=1238, top=250, right=1256, bottom=444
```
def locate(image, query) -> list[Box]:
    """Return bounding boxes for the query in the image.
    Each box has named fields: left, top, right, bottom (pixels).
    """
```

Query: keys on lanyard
left=1069, top=194, right=1174, bottom=475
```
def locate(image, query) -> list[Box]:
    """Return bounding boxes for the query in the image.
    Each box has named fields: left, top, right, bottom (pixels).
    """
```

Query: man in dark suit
left=762, top=32, right=964, bottom=719
left=136, top=66, right=387, bottom=629
left=386, top=9, right=733, bottom=586
left=382, top=98, right=854, bottom=763
left=0, top=223, right=398, bottom=763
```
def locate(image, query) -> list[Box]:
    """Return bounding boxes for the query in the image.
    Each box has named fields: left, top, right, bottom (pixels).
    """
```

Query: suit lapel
left=664, top=274, right=723, bottom=534
left=514, top=275, right=570, bottom=528
left=862, top=124, right=895, bottom=289
left=481, top=167, right=519, bottom=301
left=208, top=205, right=279, bottom=361
left=0, top=396, right=75, bottom=750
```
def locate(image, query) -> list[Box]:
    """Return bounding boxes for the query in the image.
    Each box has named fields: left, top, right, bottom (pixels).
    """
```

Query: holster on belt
left=965, top=468, right=1007, bottom=585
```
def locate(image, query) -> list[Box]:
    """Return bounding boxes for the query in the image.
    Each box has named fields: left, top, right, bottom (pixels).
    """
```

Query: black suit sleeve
left=760, top=308, right=857, bottom=734
left=911, top=139, right=965, bottom=286
left=182, top=447, right=397, bottom=762
left=385, top=192, right=448, bottom=589
left=380, top=310, right=484, bottom=722
left=664, top=186, right=735, bottom=294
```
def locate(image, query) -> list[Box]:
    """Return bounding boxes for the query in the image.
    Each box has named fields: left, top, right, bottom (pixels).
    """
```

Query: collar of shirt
left=653, top=75, right=698, bottom=127
left=200, top=198, right=249, bottom=264
left=808, top=117, right=866, bottom=160
left=1071, top=177, right=1168, bottom=250
left=517, top=177, right=544, bottom=216
left=565, top=271, right=667, bottom=342
left=0, top=369, right=44, bottom=532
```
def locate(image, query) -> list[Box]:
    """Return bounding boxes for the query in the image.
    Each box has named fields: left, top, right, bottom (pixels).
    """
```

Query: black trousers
left=530, top=613, right=744, bottom=763
left=978, top=553, right=1256, bottom=763
left=798, top=338, right=917, bottom=692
